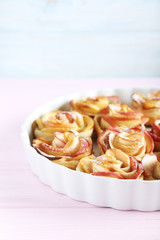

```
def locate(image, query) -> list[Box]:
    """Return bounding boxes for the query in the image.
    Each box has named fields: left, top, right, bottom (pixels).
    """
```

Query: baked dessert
left=97, top=127, right=154, bottom=160
left=94, top=104, right=148, bottom=136
left=148, top=120, right=160, bottom=151
left=32, top=131, right=92, bottom=170
left=34, top=110, right=94, bottom=140
left=76, top=148, right=144, bottom=179
left=70, top=95, right=120, bottom=117
left=142, top=153, right=160, bottom=180
left=31, top=91, right=160, bottom=181
left=131, top=91, right=160, bottom=125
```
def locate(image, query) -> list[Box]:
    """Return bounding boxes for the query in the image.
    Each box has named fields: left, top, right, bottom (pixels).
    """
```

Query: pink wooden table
left=1, top=78, right=160, bottom=240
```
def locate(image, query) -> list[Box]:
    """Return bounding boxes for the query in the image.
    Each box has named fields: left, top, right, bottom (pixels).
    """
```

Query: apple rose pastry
left=70, top=95, right=120, bottom=117
left=94, top=104, right=148, bottom=135
left=32, top=131, right=93, bottom=170
left=97, top=127, right=154, bottom=160
left=142, top=153, right=160, bottom=180
left=148, top=120, right=160, bottom=151
left=131, top=91, right=160, bottom=125
left=76, top=148, right=144, bottom=179
left=34, top=110, right=94, bottom=140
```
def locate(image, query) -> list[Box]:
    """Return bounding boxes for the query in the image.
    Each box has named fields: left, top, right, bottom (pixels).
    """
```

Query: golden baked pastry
left=130, top=91, right=160, bottom=125
left=70, top=95, right=120, bottom=117
left=142, top=153, right=160, bottom=180
left=148, top=119, right=160, bottom=151
left=31, top=92, right=160, bottom=180
left=34, top=110, right=94, bottom=140
left=94, top=104, right=148, bottom=135
left=76, top=148, right=144, bottom=179
left=97, top=127, right=154, bottom=160
left=32, top=131, right=93, bottom=170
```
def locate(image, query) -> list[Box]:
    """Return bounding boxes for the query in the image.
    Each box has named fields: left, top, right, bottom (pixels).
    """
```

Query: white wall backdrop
left=0, top=0, right=160, bottom=78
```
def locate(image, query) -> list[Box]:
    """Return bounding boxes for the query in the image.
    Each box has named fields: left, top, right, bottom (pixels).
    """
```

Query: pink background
left=1, top=78, right=160, bottom=240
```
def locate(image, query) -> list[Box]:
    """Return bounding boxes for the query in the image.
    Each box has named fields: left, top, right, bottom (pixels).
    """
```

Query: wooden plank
left=0, top=170, right=93, bottom=208
left=0, top=33, right=160, bottom=78
left=0, top=0, right=160, bottom=32
left=0, top=208, right=160, bottom=240
left=0, top=1, right=160, bottom=78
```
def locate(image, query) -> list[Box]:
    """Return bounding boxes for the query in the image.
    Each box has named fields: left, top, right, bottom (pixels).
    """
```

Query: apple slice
left=142, top=154, right=160, bottom=179
left=91, top=171, right=124, bottom=179
left=152, top=119, right=160, bottom=136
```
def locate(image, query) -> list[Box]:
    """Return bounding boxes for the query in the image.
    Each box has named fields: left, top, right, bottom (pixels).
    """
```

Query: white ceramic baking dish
left=21, top=88, right=160, bottom=211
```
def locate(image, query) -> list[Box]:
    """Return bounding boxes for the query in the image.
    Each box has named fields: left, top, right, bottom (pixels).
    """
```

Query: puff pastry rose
left=34, top=110, right=94, bottom=140
left=31, top=91, right=160, bottom=181
left=142, top=153, right=160, bottom=180
left=148, top=120, right=160, bottom=151
left=94, top=104, right=148, bottom=135
left=131, top=91, right=160, bottom=125
left=76, top=148, right=144, bottom=179
left=32, top=131, right=92, bottom=170
left=70, top=95, right=120, bottom=117
left=97, top=127, right=154, bottom=160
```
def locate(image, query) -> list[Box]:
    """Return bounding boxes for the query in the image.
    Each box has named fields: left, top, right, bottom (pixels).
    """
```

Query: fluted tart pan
left=21, top=88, right=160, bottom=211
